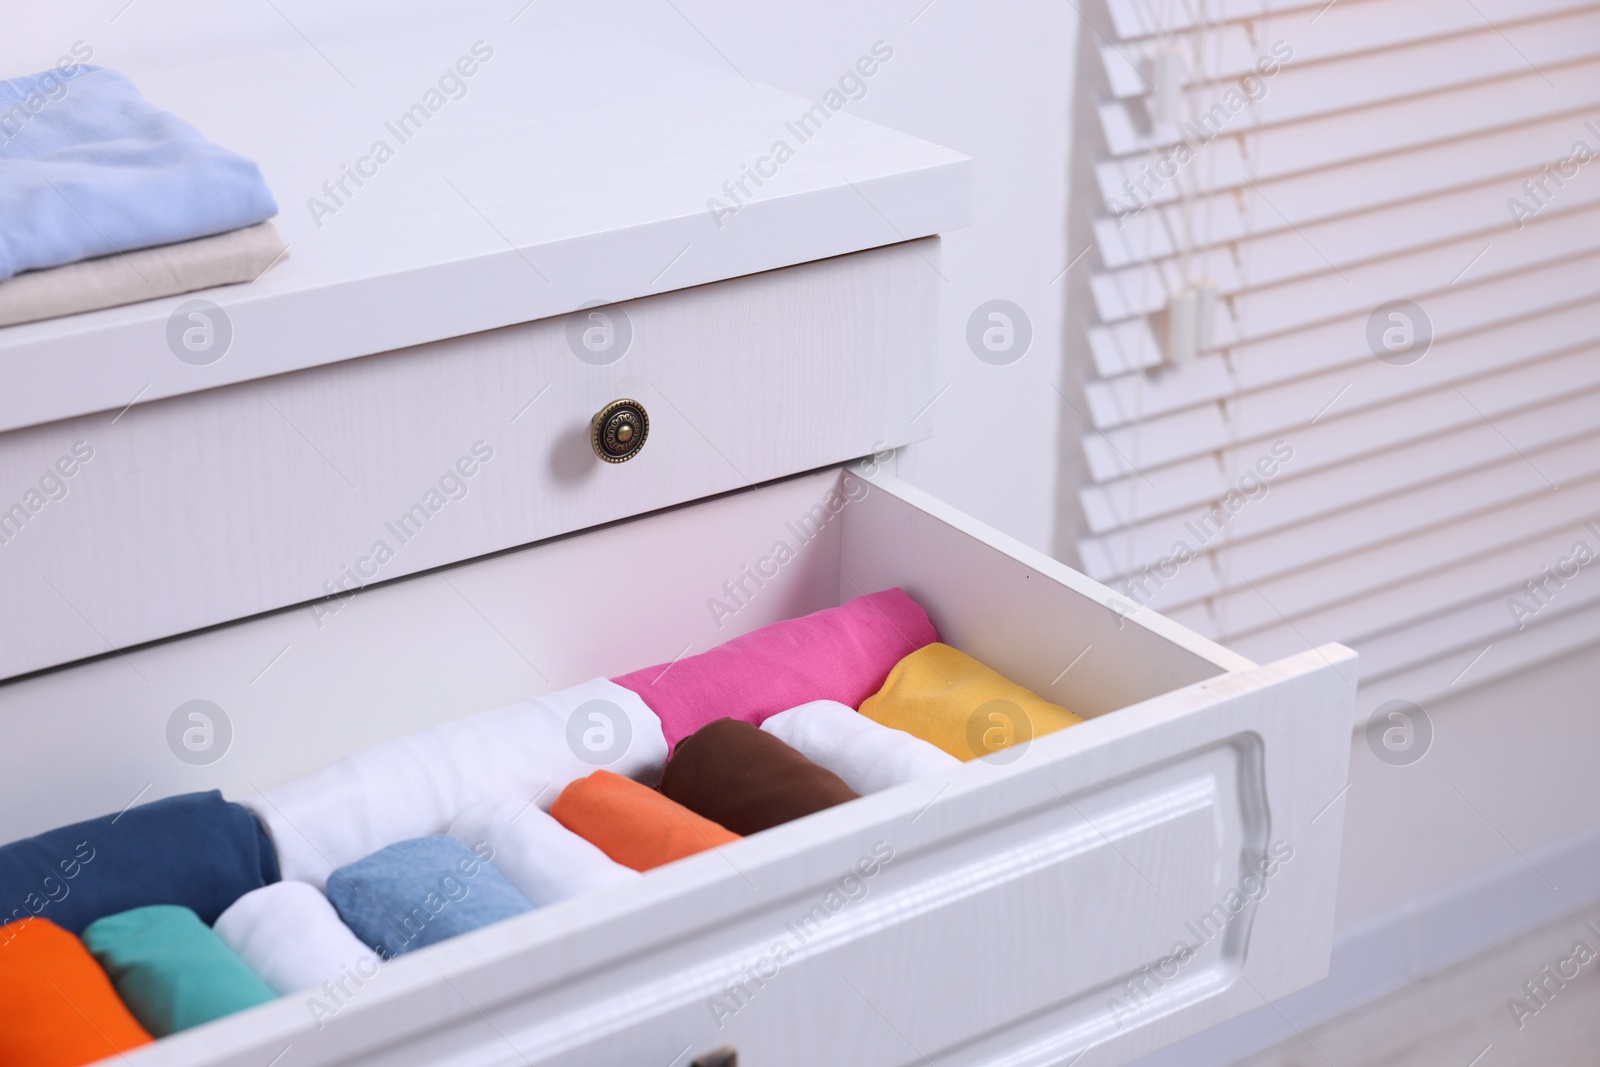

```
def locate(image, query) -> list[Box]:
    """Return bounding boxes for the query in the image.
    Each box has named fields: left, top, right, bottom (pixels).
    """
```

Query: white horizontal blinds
left=1077, top=0, right=1600, bottom=706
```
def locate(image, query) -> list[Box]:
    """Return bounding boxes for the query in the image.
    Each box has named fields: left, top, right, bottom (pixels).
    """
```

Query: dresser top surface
left=0, top=5, right=970, bottom=432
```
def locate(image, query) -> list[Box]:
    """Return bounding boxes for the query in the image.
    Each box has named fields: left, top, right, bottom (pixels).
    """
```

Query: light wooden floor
left=1235, top=905, right=1600, bottom=1067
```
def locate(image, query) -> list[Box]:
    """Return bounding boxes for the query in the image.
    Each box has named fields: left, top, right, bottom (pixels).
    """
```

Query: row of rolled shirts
left=0, top=587, right=1085, bottom=1066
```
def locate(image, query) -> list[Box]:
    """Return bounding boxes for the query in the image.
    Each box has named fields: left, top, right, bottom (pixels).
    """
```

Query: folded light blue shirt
left=0, top=65, right=277, bottom=280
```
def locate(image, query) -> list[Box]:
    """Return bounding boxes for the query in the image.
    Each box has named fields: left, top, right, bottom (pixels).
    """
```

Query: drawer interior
left=0, top=464, right=1242, bottom=845
left=0, top=465, right=1350, bottom=1067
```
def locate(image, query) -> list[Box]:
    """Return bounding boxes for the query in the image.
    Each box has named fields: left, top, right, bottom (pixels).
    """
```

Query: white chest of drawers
left=0, top=12, right=1354, bottom=1067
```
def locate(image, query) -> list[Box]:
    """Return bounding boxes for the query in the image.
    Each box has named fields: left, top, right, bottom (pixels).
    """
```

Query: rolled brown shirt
left=659, top=718, right=860, bottom=836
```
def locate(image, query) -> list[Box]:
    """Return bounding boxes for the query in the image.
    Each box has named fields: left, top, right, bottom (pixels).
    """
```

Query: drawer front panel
left=0, top=468, right=1352, bottom=1067
left=0, top=240, right=938, bottom=681
left=302, top=656, right=1342, bottom=1067
left=404, top=740, right=1268, bottom=1067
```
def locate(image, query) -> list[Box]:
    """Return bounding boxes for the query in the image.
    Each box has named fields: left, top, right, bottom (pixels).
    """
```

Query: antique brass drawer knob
left=590, top=398, right=649, bottom=463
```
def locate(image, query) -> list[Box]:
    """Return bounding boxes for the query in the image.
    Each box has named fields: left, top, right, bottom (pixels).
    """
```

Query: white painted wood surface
left=0, top=6, right=970, bottom=432
left=0, top=241, right=938, bottom=681
left=0, top=467, right=1355, bottom=1067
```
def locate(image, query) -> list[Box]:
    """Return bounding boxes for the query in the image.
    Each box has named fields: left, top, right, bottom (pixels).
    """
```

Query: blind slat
left=1232, top=571, right=1600, bottom=681
left=1172, top=517, right=1600, bottom=650
left=1083, top=433, right=1600, bottom=598
left=1103, top=0, right=1545, bottom=41
left=1089, top=177, right=1600, bottom=326
left=1095, top=110, right=1596, bottom=268
left=1082, top=384, right=1600, bottom=543
left=1087, top=296, right=1600, bottom=431
left=1083, top=246, right=1600, bottom=428
left=1084, top=310, right=1600, bottom=481
left=1097, top=13, right=1600, bottom=158
left=1098, top=0, right=1595, bottom=98
left=1362, top=595, right=1600, bottom=710
left=1090, top=202, right=1600, bottom=351
left=1167, top=478, right=1600, bottom=638
left=1093, top=62, right=1600, bottom=211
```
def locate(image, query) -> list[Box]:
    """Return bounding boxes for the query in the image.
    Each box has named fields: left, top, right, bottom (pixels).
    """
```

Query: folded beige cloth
left=0, top=222, right=287, bottom=327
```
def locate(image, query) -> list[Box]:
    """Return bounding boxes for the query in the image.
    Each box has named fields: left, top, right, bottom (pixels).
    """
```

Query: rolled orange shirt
left=0, top=917, right=153, bottom=1067
left=551, top=770, right=740, bottom=871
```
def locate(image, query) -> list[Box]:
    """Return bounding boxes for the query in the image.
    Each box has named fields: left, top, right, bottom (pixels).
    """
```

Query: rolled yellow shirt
left=858, top=643, right=1083, bottom=760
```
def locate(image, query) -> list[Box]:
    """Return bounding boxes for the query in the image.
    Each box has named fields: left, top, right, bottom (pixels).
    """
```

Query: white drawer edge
left=858, top=468, right=1259, bottom=676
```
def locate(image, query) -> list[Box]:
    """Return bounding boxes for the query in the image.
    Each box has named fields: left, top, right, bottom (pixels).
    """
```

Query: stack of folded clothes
left=0, top=587, right=1086, bottom=1064
left=0, top=65, right=283, bottom=327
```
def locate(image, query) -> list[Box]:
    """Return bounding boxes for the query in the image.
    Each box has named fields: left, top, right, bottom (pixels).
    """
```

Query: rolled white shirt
left=213, top=881, right=377, bottom=996
left=241, top=678, right=667, bottom=888
left=448, top=798, right=637, bottom=907
left=760, top=699, right=959, bottom=794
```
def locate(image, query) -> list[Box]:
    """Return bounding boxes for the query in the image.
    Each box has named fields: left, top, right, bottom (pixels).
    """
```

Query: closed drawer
left=0, top=239, right=937, bottom=681
left=0, top=463, right=1355, bottom=1067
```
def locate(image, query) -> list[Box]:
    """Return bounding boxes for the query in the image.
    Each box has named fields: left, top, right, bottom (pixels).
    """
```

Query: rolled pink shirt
left=612, top=588, right=939, bottom=752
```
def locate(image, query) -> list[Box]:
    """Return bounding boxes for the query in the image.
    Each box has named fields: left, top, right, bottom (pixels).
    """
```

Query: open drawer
left=0, top=464, right=1355, bottom=1067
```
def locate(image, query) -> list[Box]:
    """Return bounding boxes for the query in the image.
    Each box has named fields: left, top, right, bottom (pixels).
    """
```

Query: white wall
left=1337, top=643, right=1600, bottom=929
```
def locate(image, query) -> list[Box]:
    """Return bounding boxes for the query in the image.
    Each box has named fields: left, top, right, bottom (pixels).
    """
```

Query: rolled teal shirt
left=82, top=905, right=275, bottom=1035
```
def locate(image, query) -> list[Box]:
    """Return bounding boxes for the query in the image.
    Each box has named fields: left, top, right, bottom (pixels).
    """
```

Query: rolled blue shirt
left=0, top=790, right=280, bottom=934
left=327, top=836, right=533, bottom=958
